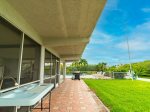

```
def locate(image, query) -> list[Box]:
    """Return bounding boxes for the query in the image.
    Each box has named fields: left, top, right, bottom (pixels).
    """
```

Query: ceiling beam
left=60, top=54, right=80, bottom=58
left=62, top=57, right=80, bottom=61
left=60, top=54, right=80, bottom=61
left=43, top=37, right=89, bottom=47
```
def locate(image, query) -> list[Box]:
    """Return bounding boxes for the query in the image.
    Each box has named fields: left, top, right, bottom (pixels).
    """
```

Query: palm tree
left=79, top=58, right=88, bottom=66
left=96, top=62, right=107, bottom=72
left=72, top=61, right=79, bottom=67
left=102, top=62, right=107, bottom=72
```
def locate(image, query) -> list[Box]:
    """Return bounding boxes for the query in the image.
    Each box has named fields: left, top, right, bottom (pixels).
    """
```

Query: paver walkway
left=33, top=79, right=108, bottom=112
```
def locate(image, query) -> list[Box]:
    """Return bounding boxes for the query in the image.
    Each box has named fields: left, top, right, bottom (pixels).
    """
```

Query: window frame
left=0, top=18, right=41, bottom=93
left=0, top=17, right=60, bottom=93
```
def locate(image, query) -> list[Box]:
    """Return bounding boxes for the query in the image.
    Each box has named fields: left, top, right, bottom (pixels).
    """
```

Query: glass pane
left=52, top=55, right=56, bottom=76
left=20, top=35, right=41, bottom=84
left=44, top=50, right=52, bottom=79
left=56, top=59, right=60, bottom=83
left=56, top=59, right=60, bottom=74
left=0, top=18, right=22, bottom=90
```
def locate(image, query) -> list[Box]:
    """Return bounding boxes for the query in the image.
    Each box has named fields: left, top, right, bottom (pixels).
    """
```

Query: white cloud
left=117, top=38, right=150, bottom=51
left=141, top=8, right=150, bottom=13
left=134, top=21, right=150, bottom=32
left=116, top=21, right=150, bottom=51
left=105, top=0, right=119, bottom=11
left=90, top=31, right=113, bottom=44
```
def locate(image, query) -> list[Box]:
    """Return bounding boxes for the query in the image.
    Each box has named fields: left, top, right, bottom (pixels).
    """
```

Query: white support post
left=58, top=61, right=61, bottom=84
left=18, top=33, right=24, bottom=86
left=63, top=61, right=66, bottom=80
left=40, top=46, right=45, bottom=84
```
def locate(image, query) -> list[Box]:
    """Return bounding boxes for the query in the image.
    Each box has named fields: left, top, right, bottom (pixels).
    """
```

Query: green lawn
left=84, top=79, right=150, bottom=112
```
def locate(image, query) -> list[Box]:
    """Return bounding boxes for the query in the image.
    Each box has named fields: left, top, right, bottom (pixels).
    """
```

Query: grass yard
left=84, top=79, right=150, bottom=112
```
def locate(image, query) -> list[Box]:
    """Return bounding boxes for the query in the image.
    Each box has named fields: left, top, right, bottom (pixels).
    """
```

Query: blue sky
left=82, top=0, right=150, bottom=65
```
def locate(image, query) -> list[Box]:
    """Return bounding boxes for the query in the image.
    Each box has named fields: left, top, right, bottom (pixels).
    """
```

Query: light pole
left=126, top=36, right=133, bottom=80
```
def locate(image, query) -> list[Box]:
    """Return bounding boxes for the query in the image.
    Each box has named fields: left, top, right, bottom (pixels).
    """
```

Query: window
left=0, top=16, right=61, bottom=112
left=44, top=50, right=60, bottom=84
left=0, top=18, right=22, bottom=90
left=20, top=35, right=41, bottom=84
left=55, top=58, right=60, bottom=83
left=0, top=17, right=41, bottom=89
left=56, top=58, right=60, bottom=75
left=44, top=50, right=52, bottom=79
left=0, top=17, right=41, bottom=112
left=52, top=55, right=56, bottom=76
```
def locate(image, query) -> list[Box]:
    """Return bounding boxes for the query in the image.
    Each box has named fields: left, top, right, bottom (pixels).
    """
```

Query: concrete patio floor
left=33, top=79, right=108, bottom=112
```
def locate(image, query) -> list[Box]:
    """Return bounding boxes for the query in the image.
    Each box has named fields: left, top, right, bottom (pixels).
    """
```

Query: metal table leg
left=41, top=99, right=43, bottom=111
left=49, top=91, right=51, bottom=112
left=30, top=90, right=51, bottom=112
left=28, top=106, right=31, bottom=112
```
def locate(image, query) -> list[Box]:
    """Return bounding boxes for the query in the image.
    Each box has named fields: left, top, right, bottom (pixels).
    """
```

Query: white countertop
left=0, top=83, right=54, bottom=106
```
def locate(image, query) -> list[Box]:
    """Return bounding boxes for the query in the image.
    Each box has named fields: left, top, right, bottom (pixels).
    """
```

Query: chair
left=0, top=66, right=4, bottom=81
left=0, top=66, right=4, bottom=89
left=0, top=77, right=17, bottom=89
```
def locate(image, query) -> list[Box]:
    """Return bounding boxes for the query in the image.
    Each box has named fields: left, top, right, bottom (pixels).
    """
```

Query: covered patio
left=0, top=0, right=106, bottom=111
left=33, top=79, right=108, bottom=112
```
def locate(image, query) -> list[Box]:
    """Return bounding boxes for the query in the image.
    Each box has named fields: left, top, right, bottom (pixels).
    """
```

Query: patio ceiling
left=6, top=0, right=106, bottom=61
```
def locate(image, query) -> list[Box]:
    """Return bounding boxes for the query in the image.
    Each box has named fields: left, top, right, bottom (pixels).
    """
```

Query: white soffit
left=6, top=0, right=106, bottom=61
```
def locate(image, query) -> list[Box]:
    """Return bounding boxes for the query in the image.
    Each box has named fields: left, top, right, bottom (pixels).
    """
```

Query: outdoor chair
left=0, top=77, right=18, bottom=89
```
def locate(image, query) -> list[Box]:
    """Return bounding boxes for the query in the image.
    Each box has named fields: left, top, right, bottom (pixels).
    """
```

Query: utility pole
left=126, top=36, right=133, bottom=80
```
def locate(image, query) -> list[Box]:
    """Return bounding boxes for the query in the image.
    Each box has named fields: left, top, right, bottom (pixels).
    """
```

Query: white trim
left=51, top=75, right=56, bottom=79
left=0, top=80, right=40, bottom=93
left=44, top=75, right=56, bottom=80
left=44, top=76, right=51, bottom=80
left=19, top=80, right=40, bottom=87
